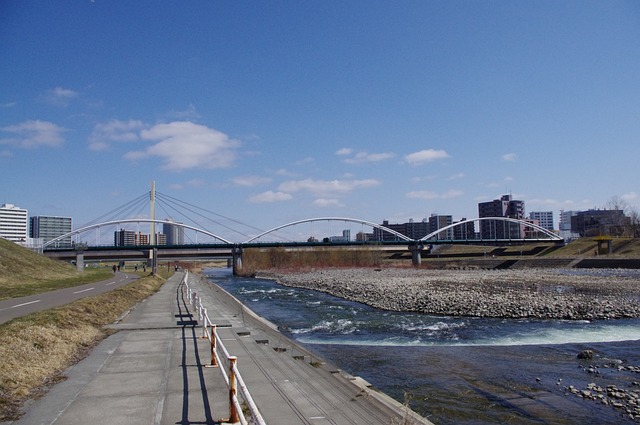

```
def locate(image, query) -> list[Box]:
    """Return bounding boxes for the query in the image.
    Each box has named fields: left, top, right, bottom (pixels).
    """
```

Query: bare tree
left=605, top=196, right=638, bottom=237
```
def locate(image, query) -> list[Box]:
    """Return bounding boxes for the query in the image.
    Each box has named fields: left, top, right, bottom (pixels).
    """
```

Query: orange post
left=228, top=356, right=239, bottom=423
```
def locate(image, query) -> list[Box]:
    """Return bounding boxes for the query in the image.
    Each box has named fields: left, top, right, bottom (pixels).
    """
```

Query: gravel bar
left=261, top=268, right=640, bottom=320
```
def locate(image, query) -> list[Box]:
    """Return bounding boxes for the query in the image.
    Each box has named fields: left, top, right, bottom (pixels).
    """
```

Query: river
left=204, top=268, right=640, bottom=424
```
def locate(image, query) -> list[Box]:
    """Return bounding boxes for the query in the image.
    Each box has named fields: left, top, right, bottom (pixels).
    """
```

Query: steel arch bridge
left=418, top=217, right=562, bottom=242
left=243, top=216, right=414, bottom=244
left=43, top=216, right=561, bottom=250
left=42, top=218, right=234, bottom=249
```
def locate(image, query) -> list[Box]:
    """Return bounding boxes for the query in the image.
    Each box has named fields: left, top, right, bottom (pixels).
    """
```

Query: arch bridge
left=43, top=216, right=562, bottom=273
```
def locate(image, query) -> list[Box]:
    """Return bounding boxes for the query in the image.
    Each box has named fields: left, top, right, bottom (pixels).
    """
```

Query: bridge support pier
left=232, top=246, right=243, bottom=276
left=75, top=251, right=84, bottom=272
left=408, top=244, right=424, bottom=267
left=147, top=248, right=158, bottom=275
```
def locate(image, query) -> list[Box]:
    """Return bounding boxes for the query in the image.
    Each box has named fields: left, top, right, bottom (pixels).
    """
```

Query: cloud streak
left=0, top=120, right=67, bottom=148
left=404, top=149, right=450, bottom=165
left=89, top=119, right=145, bottom=151
left=249, top=191, right=293, bottom=203
left=278, top=178, right=380, bottom=196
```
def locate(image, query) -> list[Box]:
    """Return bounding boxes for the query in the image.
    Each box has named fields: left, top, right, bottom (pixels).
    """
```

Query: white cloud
left=45, top=87, right=79, bottom=106
left=275, top=168, right=296, bottom=177
left=166, top=104, right=201, bottom=120
left=406, top=189, right=463, bottom=200
left=0, top=120, right=66, bottom=148
left=89, top=119, right=145, bottom=151
left=622, top=191, right=638, bottom=202
left=336, top=147, right=352, bottom=155
left=313, top=198, right=344, bottom=208
left=232, top=175, right=272, bottom=187
left=447, top=173, right=465, bottom=180
left=278, top=178, right=380, bottom=196
left=249, top=191, right=293, bottom=203
left=406, top=190, right=439, bottom=200
left=404, top=149, right=450, bottom=166
left=295, top=157, right=315, bottom=165
left=343, top=151, right=395, bottom=164
left=441, top=189, right=464, bottom=199
left=502, top=153, right=517, bottom=162
left=126, top=121, right=240, bottom=171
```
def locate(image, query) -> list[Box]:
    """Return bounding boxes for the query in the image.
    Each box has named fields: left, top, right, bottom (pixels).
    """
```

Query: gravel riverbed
left=263, top=267, right=640, bottom=320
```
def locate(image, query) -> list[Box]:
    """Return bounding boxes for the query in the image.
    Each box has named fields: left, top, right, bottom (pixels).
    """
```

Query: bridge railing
left=181, top=272, right=267, bottom=425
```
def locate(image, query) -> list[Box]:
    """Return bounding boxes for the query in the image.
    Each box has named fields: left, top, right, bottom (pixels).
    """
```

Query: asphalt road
left=0, top=271, right=139, bottom=325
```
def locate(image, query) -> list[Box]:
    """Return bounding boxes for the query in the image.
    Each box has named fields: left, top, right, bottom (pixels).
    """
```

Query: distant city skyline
left=2, top=2, right=639, bottom=235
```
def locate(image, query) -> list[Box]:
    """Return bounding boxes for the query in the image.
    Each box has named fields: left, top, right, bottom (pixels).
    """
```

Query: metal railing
left=181, top=272, right=266, bottom=425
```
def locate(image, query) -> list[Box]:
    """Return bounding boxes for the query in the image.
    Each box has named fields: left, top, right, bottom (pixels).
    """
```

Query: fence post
left=210, top=325, right=218, bottom=366
left=202, top=310, right=208, bottom=338
left=228, top=356, right=239, bottom=423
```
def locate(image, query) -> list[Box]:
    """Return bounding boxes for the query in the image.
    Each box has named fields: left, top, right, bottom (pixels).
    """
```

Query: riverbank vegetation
left=240, top=239, right=640, bottom=274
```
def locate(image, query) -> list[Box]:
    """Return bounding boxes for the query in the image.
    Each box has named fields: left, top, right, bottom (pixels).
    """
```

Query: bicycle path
left=0, top=271, right=138, bottom=325
left=4, top=271, right=432, bottom=425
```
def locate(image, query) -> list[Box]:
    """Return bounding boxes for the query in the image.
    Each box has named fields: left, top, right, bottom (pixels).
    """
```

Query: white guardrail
left=181, top=272, right=267, bottom=425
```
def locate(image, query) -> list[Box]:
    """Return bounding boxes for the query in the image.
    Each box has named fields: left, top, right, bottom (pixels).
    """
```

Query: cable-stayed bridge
left=42, top=185, right=562, bottom=273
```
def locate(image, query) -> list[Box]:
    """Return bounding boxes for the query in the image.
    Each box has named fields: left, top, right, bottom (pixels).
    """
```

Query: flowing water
left=204, top=268, right=640, bottom=424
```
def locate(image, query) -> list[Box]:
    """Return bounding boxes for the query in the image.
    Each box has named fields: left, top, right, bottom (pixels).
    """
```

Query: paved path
left=0, top=272, right=138, bottom=325
left=4, top=272, right=432, bottom=425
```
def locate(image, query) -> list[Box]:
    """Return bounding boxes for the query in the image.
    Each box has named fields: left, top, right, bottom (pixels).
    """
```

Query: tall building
left=478, top=194, right=525, bottom=239
left=375, top=219, right=430, bottom=241
left=428, top=214, right=453, bottom=239
left=529, top=211, right=554, bottom=231
left=571, top=209, right=629, bottom=237
left=163, top=221, right=185, bottom=245
left=559, top=210, right=579, bottom=240
left=452, top=218, right=476, bottom=240
left=30, top=215, right=72, bottom=248
left=114, top=229, right=137, bottom=246
left=0, top=203, right=28, bottom=242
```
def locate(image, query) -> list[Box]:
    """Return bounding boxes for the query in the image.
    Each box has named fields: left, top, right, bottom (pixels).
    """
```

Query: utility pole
left=150, top=180, right=157, bottom=275
left=150, top=180, right=156, bottom=245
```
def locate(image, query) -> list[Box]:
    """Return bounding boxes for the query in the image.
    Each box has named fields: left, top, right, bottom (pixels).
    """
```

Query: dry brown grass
left=0, top=273, right=167, bottom=421
left=240, top=246, right=385, bottom=274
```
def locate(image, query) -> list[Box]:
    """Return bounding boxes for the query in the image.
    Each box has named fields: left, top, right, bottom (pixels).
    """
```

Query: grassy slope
left=0, top=238, right=112, bottom=300
left=0, top=238, right=169, bottom=420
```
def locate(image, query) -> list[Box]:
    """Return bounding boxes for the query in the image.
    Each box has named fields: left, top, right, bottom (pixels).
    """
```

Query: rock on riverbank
left=262, top=268, right=640, bottom=320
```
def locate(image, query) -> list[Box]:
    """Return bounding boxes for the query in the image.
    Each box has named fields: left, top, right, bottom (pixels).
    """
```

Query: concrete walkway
left=6, top=272, right=432, bottom=425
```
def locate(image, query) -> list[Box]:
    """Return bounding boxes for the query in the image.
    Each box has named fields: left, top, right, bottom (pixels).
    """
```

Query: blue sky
left=2, top=1, right=640, bottom=241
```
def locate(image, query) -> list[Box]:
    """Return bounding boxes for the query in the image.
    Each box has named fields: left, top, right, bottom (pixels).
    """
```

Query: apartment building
left=0, top=203, right=28, bottom=242
left=30, top=215, right=72, bottom=248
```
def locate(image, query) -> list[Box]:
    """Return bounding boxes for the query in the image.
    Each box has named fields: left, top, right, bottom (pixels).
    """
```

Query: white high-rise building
left=529, top=211, right=554, bottom=231
left=0, top=203, right=28, bottom=242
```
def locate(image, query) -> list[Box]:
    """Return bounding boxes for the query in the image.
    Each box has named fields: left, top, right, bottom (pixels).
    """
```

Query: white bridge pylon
left=243, top=217, right=414, bottom=244
left=418, top=217, right=562, bottom=242
left=42, top=218, right=234, bottom=249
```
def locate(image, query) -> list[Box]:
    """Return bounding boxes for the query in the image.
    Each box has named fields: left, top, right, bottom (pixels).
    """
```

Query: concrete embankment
left=266, top=267, right=640, bottom=320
